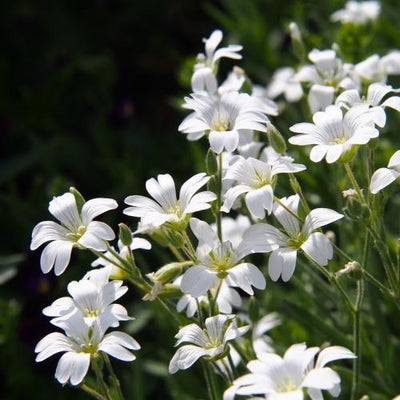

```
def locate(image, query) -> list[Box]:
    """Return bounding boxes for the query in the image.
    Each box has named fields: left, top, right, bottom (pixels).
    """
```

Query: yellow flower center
left=212, top=121, right=229, bottom=131
left=329, top=137, right=347, bottom=145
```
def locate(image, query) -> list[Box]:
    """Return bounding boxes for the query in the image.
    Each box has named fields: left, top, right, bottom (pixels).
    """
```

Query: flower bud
left=150, top=261, right=192, bottom=286
left=118, top=223, right=133, bottom=247
left=69, top=187, right=85, bottom=213
left=338, top=145, right=359, bottom=163
left=207, top=175, right=220, bottom=195
left=289, top=22, right=305, bottom=62
left=266, top=121, right=286, bottom=154
left=206, top=149, right=218, bottom=175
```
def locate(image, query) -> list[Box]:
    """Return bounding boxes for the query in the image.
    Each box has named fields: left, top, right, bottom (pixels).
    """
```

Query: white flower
left=35, top=311, right=140, bottom=386
left=175, top=276, right=242, bottom=317
left=370, top=150, right=400, bottom=194
left=31, top=192, right=117, bottom=275
left=221, top=156, right=305, bottom=218
left=180, top=218, right=277, bottom=297
left=179, top=91, right=269, bottom=153
left=191, top=30, right=242, bottom=96
left=289, top=104, right=385, bottom=163
left=43, top=268, right=131, bottom=328
left=124, top=173, right=216, bottom=229
left=266, top=67, right=303, bottom=103
left=336, top=82, right=400, bottom=116
left=331, top=1, right=380, bottom=24
left=295, top=49, right=356, bottom=113
left=251, top=313, right=281, bottom=356
left=224, top=343, right=356, bottom=400
left=353, top=52, right=400, bottom=83
left=250, top=195, right=343, bottom=281
left=169, top=314, right=248, bottom=374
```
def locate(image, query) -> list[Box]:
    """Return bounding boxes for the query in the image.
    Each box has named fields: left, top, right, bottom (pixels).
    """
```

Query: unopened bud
left=289, top=22, right=305, bottom=62
left=248, top=296, right=259, bottom=323
left=118, top=223, right=133, bottom=247
left=109, top=265, right=130, bottom=281
left=70, top=187, right=85, bottom=213
left=150, top=261, right=192, bottom=285
left=338, top=144, right=359, bottom=163
left=206, top=149, right=218, bottom=175
left=207, top=175, right=220, bottom=195
left=266, top=121, right=286, bottom=154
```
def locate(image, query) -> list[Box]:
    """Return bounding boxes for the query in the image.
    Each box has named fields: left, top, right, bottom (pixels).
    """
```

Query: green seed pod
left=69, top=187, right=86, bottom=213
left=206, top=149, right=218, bottom=175
left=118, top=223, right=133, bottom=247
left=207, top=175, right=220, bottom=194
left=266, top=121, right=286, bottom=154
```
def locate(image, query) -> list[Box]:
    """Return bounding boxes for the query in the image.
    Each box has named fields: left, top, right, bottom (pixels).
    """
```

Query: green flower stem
left=367, top=227, right=398, bottom=292
left=221, top=357, right=234, bottom=383
left=273, top=196, right=302, bottom=222
left=92, top=358, right=112, bottom=400
left=196, top=298, right=205, bottom=328
left=305, top=254, right=356, bottom=314
left=103, top=354, right=124, bottom=400
left=182, top=231, right=197, bottom=261
left=344, top=163, right=367, bottom=206
left=343, top=163, right=399, bottom=293
left=351, top=231, right=368, bottom=400
left=168, top=244, right=186, bottom=262
left=332, top=242, right=394, bottom=297
left=202, top=360, right=219, bottom=400
left=227, top=353, right=237, bottom=380
left=216, top=153, right=223, bottom=242
left=80, top=383, right=106, bottom=400
left=289, top=173, right=310, bottom=214
left=230, top=340, right=251, bottom=365
left=90, top=249, right=131, bottom=275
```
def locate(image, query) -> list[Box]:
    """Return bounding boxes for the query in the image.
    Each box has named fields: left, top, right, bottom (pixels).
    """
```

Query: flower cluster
left=30, top=6, right=400, bottom=397
left=35, top=269, right=140, bottom=386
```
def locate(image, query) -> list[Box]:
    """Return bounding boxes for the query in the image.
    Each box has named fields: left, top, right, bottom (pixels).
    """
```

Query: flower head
left=30, top=191, right=117, bottom=275
left=221, top=156, right=305, bottom=218
left=267, top=67, right=303, bottom=103
left=331, top=1, right=380, bottom=24
left=180, top=218, right=277, bottom=297
left=179, top=91, right=269, bottom=153
left=42, top=268, right=131, bottom=328
left=250, top=195, right=343, bottom=281
left=35, top=311, right=140, bottom=386
left=124, top=173, right=216, bottom=230
left=289, top=104, right=385, bottom=163
left=169, top=314, right=248, bottom=374
left=224, top=343, right=355, bottom=400
left=191, top=30, right=242, bottom=96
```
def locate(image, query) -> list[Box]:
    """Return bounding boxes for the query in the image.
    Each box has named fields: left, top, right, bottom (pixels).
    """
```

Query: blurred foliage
left=2, top=0, right=400, bottom=399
